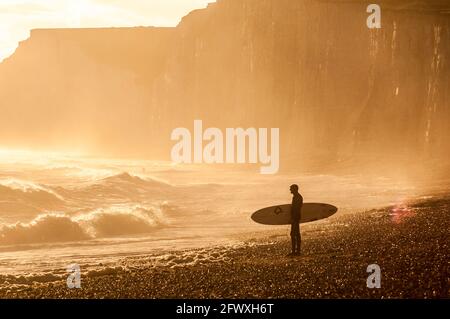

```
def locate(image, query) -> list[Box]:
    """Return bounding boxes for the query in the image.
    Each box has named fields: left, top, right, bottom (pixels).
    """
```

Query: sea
left=0, top=149, right=444, bottom=285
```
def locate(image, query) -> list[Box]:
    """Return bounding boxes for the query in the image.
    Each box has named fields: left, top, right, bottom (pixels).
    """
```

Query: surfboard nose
left=323, top=204, right=338, bottom=218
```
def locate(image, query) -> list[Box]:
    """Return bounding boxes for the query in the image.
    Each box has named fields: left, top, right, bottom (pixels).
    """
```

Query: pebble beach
left=1, top=196, right=448, bottom=299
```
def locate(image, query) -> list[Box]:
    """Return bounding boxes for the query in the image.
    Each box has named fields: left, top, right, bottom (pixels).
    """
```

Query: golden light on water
left=0, top=0, right=448, bottom=299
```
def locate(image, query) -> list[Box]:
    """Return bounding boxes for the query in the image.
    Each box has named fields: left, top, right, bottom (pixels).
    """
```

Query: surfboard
left=251, top=203, right=338, bottom=225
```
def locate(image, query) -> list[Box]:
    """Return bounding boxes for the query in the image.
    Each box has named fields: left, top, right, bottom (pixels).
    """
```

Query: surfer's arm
left=290, top=198, right=296, bottom=215
left=291, top=197, right=300, bottom=221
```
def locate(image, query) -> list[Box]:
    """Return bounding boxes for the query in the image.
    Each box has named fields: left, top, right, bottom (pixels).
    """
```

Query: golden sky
left=0, top=0, right=213, bottom=61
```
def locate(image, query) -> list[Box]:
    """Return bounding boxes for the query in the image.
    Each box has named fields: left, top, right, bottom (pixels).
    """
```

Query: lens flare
left=390, top=202, right=416, bottom=224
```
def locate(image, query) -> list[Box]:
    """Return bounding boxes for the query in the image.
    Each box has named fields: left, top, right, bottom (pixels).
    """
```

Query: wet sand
left=1, top=196, right=449, bottom=299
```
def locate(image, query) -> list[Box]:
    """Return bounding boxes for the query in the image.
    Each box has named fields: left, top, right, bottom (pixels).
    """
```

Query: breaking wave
left=0, top=204, right=169, bottom=245
left=0, top=179, right=64, bottom=203
left=72, top=172, right=174, bottom=199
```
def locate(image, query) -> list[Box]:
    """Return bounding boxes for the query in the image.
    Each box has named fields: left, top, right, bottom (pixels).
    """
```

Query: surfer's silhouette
left=288, top=184, right=303, bottom=256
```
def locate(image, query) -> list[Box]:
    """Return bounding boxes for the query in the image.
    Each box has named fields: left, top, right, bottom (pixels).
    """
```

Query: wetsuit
left=290, top=192, right=303, bottom=254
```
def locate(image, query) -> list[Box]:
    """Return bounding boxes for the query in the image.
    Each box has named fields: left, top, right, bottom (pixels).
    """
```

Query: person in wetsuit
left=289, top=184, right=303, bottom=256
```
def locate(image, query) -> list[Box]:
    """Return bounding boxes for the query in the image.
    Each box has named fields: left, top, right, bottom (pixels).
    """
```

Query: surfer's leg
left=291, top=236, right=296, bottom=254
left=292, top=223, right=300, bottom=254
left=289, top=225, right=296, bottom=255
left=296, top=229, right=302, bottom=254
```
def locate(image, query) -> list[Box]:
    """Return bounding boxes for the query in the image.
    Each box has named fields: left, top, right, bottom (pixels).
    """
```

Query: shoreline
left=1, top=196, right=449, bottom=299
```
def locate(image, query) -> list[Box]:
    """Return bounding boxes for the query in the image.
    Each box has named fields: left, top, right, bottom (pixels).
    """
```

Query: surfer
left=288, top=184, right=303, bottom=256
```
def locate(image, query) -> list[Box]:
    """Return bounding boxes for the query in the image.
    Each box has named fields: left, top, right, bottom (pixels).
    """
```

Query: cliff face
left=0, top=0, right=449, bottom=173
left=0, top=27, right=175, bottom=155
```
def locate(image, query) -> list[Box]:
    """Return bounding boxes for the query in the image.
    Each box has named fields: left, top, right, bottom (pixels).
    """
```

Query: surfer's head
left=290, top=184, right=299, bottom=194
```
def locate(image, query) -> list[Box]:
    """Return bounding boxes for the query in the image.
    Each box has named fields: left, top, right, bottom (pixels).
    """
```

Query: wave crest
left=0, top=204, right=169, bottom=245
left=76, top=204, right=166, bottom=237
left=0, top=179, right=64, bottom=203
